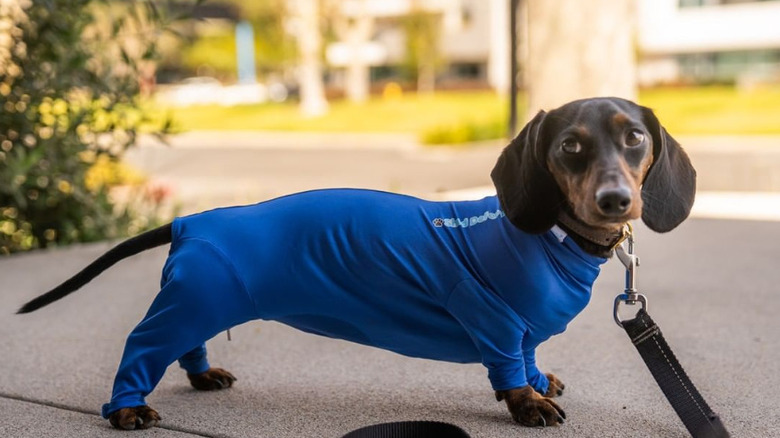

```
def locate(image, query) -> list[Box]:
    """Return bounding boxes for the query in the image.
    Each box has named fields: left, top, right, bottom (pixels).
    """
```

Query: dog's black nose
left=596, top=187, right=632, bottom=216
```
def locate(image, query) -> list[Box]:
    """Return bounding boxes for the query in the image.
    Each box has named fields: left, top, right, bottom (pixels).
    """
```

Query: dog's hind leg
left=102, top=239, right=258, bottom=430
left=180, top=343, right=237, bottom=390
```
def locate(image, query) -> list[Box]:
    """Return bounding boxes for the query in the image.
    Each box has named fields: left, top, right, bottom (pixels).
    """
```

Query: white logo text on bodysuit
left=432, top=210, right=505, bottom=228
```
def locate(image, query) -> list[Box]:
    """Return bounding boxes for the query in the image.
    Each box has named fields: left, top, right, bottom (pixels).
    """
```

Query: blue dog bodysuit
left=102, top=189, right=606, bottom=417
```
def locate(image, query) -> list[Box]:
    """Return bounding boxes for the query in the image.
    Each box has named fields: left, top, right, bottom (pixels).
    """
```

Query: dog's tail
left=16, top=223, right=173, bottom=314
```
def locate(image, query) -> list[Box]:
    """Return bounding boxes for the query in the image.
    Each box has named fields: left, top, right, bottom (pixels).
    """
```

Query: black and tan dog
left=19, top=97, right=695, bottom=430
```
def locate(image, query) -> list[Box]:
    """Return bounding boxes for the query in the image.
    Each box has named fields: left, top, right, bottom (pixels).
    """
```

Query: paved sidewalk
left=3, top=219, right=778, bottom=437
left=2, top=132, right=779, bottom=437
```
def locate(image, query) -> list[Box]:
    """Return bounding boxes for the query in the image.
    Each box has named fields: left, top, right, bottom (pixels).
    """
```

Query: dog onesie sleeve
left=446, top=278, right=532, bottom=390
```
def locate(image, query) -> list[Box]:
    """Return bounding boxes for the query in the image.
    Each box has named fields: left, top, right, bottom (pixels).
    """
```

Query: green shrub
left=421, top=118, right=508, bottom=145
left=0, top=0, right=187, bottom=254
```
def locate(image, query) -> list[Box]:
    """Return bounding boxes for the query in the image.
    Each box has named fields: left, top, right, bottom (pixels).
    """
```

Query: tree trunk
left=525, top=0, right=637, bottom=114
left=297, top=0, right=329, bottom=117
left=417, top=63, right=435, bottom=94
left=343, top=2, right=373, bottom=103
left=488, top=0, right=510, bottom=95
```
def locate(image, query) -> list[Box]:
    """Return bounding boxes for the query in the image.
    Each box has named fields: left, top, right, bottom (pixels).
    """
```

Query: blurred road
left=126, top=132, right=780, bottom=217
left=126, top=132, right=498, bottom=215
left=2, top=131, right=779, bottom=437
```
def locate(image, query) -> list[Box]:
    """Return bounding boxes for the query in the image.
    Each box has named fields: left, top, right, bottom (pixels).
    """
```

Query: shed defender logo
left=432, top=210, right=505, bottom=228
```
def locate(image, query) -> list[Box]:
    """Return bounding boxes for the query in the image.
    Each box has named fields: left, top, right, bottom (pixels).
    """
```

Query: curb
left=433, top=186, right=780, bottom=222
left=137, top=131, right=420, bottom=151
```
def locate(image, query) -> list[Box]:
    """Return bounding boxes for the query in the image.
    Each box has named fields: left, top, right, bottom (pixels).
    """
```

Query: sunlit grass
left=155, top=90, right=509, bottom=135
left=151, top=86, right=780, bottom=141
left=639, top=85, right=780, bottom=135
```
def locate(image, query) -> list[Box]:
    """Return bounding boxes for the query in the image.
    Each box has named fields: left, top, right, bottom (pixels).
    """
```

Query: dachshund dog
left=18, top=97, right=695, bottom=430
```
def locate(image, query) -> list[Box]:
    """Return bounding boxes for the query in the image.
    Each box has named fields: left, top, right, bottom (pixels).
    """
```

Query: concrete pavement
left=2, top=132, right=779, bottom=437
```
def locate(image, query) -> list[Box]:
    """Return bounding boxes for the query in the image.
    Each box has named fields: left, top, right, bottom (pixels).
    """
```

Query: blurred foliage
left=401, top=6, right=442, bottom=91
left=421, top=119, right=507, bottom=145
left=0, top=0, right=195, bottom=254
left=180, top=29, right=238, bottom=76
left=172, top=0, right=296, bottom=81
left=236, top=0, right=297, bottom=73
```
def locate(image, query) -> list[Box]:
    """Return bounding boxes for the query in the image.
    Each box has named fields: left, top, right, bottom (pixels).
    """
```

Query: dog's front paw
left=544, top=373, right=565, bottom=398
left=108, top=405, right=161, bottom=430
left=187, top=367, right=237, bottom=391
left=496, top=386, right=566, bottom=427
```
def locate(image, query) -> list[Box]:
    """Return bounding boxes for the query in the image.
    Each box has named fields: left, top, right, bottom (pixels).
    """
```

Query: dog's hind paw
left=187, top=367, right=237, bottom=391
left=109, top=405, right=161, bottom=430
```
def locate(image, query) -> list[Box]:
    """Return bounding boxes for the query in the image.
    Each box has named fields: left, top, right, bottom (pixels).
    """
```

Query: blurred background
left=2, top=0, right=780, bottom=254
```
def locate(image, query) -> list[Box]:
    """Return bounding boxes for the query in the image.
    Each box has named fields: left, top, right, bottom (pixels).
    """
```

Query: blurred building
left=638, top=0, right=780, bottom=86
left=157, top=0, right=780, bottom=99
left=324, top=0, right=510, bottom=93
left=325, top=0, right=780, bottom=92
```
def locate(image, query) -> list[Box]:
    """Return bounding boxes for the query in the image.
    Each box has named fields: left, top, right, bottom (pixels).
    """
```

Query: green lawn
left=160, top=91, right=510, bottom=134
left=155, top=86, right=780, bottom=142
left=639, top=85, right=780, bottom=136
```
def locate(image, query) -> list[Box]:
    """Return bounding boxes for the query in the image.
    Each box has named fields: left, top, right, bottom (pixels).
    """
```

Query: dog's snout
left=595, top=187, right=632, bottom=217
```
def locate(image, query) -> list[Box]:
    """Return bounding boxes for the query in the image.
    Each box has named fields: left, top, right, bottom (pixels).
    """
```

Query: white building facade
left=324, top=0, right=780, bottom=91
left=638, top=0, right=780, bottom=85
left=325, top=0, right=510, bottom=92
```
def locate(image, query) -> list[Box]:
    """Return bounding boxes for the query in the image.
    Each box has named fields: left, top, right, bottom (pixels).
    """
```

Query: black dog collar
left=556, top=211, right=629, bottom=250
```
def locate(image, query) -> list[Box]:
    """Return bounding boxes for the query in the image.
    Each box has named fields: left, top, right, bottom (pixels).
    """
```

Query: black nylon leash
left=614, top=224, right=730, bottom=438
left=622, top=309, right=730, bottom=438
left=342, top=421, right=470, bottom=438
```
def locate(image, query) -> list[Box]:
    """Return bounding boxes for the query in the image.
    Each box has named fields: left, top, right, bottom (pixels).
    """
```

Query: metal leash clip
left=613, top=223, right=648, bottom=327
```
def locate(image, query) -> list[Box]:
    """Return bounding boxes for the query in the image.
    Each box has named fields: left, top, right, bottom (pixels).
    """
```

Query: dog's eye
left=625, top=129, right=645, bottom=147
left=561, top=138, right=581, bottom=154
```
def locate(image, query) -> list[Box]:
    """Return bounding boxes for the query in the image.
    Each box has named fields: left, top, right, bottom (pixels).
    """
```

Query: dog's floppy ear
left=640, top=107, right=697, bottom=232
left=491, top=110, right=563, bottom=234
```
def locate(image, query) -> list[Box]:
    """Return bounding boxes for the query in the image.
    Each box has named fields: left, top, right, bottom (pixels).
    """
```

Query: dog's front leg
left=544, top=373, right=565, bottom=397
left=446, top=280, right=566, bottom=427
left=495, top=386, right=566, bottom=427
left=523, top=348, right=565, bottom=397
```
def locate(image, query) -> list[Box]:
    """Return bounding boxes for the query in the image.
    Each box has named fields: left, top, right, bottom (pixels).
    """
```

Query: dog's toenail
left=120, top=421, right=135, bottom=431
